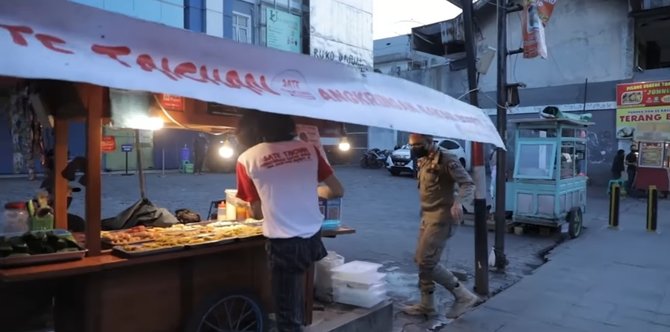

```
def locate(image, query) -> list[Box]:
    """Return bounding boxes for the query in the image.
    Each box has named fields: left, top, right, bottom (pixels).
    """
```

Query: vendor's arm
left=235, top=162, right=263, bottom=219
left=315, top=149, right=344, bottom=199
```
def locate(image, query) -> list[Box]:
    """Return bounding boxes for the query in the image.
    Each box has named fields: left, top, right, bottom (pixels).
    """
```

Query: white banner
left=0, top=0, right=504, bottom=148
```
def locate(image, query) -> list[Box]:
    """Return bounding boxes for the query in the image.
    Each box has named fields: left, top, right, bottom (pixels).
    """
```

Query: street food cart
left=0, top=1, right=504, bottom=331
left=631, top=140, right=670, bottom=197
left=505, top=118, right=590, bottom=238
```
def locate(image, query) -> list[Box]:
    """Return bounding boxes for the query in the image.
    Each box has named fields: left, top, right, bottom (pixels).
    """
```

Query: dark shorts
left=266, top=231, right=327, bottom=273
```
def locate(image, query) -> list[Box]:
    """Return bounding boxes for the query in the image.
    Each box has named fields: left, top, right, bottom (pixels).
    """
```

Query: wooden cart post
left=53, top=117, right=69, bottom=229
left=80, top=84, right=105, bottom=256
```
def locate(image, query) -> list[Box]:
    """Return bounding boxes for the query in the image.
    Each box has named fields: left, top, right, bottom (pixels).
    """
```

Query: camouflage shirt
left=417, top=147, right=475, bottom=223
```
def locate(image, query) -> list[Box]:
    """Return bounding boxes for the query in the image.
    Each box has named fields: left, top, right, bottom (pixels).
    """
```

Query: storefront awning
left=0, top=0, right=504, bottom=148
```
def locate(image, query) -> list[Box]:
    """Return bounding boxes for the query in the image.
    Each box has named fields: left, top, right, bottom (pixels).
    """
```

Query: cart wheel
left=567, top=207, right=583, bottom=239
left=186, top=292, right=267, bottom=332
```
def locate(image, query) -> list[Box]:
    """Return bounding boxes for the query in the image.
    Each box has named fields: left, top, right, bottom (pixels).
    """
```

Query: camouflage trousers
left=414, top=219, right=459, bottom=294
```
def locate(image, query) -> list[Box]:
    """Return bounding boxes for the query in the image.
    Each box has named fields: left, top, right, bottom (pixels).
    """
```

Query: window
left=233, top=12, right=252, bottom=44
left=514, top=142, right=556, bottom=179
left=635, top=7, right=670, bottom=69
left=438, top=140, right=460, bottom=150
left=642, top=0, right=670, bottom=10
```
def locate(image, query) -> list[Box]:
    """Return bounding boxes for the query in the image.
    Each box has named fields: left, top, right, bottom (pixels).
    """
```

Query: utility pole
left=494, top=0, right=524, bottom=271
left=462, top=0, right=488, bottom=296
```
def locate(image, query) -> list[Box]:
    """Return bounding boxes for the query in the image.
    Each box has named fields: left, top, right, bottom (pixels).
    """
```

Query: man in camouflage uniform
left=403, top=133, right=481, bottom=319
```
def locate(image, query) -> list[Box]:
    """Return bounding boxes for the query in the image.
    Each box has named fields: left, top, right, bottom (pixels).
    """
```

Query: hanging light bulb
left=338, top=136, right=351, bottom=152
left=218, top=139, right=234, bottom=158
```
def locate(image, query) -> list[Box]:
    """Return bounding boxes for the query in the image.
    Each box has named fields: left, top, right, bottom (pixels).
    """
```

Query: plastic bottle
left=217, top=202, right=227, bottom=221
left=180, top=144, right=190, bottom=163
left=236, top=202, right=249, bottom=221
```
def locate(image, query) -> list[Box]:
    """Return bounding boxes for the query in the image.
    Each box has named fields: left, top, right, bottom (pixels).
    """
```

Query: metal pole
left=161, top=148, right=165, bottom=177
left=462, top=0, right=489, bottom=296
left=494, top=0, right=509, bottom=270
left=135, top=129, right=146, bottom=199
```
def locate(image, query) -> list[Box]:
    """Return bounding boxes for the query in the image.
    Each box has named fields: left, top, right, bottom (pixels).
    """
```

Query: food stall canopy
left=0, top=0, right=504, bottom=148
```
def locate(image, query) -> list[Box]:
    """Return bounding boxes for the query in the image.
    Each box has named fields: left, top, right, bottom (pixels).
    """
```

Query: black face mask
left=412, top=146, right=429, bottom=158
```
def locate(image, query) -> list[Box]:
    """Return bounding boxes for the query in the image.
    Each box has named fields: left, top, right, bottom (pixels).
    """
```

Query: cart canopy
left=0, top=0, right=504, bottom=148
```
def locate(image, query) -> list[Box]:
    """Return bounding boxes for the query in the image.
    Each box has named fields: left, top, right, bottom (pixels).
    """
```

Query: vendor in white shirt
left=235, top=110, right=344, bottom=332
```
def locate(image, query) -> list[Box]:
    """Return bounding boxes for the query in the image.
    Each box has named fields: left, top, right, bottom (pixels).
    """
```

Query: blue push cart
left=504, top=118, right=592, bottom=239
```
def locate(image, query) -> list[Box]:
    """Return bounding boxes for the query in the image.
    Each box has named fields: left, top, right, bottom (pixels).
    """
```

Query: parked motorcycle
left=360, top=148, right=390, bottom=169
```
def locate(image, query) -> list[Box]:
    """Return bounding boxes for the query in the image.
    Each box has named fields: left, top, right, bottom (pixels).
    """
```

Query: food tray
left=208, top=220, right=263, bottom=228
left=101, top=237, right=154, bottom=247
left=0, top=249, right=88, bottom=268
left=100, top=227, right=157, bottom=246
left=236, top=233, right=263, bottom=239
left=112, top=244, right=185, bottom=258
left=184, top=235, right=237, bottom=248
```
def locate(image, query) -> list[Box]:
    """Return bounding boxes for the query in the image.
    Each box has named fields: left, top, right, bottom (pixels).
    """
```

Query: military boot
left=402, top=292, right=437, bottom=316
left=445, top=283, right=481, bottom=319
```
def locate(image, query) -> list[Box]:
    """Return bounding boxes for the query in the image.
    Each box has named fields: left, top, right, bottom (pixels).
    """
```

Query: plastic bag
left=315, top=251, right=344, bottom=303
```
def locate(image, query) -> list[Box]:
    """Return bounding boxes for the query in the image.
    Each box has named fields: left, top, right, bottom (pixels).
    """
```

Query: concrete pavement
left=446, top=190, right=670, bottom=332
left=0, top=166, right=564, bottom=331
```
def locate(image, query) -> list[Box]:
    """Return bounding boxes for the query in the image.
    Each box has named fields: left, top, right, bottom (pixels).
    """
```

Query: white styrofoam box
left=332, top=273, right=386, bottom=289
left=331, top=261, right=381, bottom=281
left=333, top=284, right=387, bottom=308
left=332, top=271, right=386, bottom=285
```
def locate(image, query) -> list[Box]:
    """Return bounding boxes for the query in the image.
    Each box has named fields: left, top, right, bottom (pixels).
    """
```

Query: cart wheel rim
left=570, top=210, right=583, bottom=237
left=197, top=294, right=264, bottom=332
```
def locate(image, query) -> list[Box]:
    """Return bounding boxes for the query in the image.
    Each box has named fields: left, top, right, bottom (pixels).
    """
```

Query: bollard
left=609, top=183, right=620, bottom=228
left=647, top=186, right=658, bottom=232
left=160, top=148, right=166, bottom=177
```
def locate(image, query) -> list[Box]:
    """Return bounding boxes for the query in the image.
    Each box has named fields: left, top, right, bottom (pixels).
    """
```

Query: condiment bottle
left=217, top=202, right=227, bottom=221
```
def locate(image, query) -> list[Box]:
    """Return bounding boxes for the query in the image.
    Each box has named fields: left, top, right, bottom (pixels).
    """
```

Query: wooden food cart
left=0, top=1, right=505, bottom=331
left=0, top=81, right=355, bottom=332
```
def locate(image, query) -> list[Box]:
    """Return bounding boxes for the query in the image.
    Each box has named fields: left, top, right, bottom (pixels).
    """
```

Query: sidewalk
left=447, top=192, right=670, bottom=332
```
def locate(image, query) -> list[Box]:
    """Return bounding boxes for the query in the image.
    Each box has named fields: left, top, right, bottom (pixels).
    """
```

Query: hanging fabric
left=8, top=83, right=43, bottom=179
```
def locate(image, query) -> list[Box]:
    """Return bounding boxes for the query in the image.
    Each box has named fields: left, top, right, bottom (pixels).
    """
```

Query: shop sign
left=616, top=81, right=670, bottom=141
left=121, top=144, right=133, bottom=153
left=0, top=0, right=504, bottom=148
left=101, top=135, right=116, bottom=152
left=309, top=0, right=373, bottom=69
left=265, top=7, right=301, bottom=53
left=159, top=93, right=184, bottom=111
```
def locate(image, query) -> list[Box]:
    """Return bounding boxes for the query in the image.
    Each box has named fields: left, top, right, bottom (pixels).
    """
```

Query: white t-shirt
left=236, top=140, right=334, bottom=239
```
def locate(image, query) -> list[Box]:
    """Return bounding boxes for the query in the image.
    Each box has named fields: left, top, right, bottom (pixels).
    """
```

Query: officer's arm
left=446, top=158, right=475, bottom=210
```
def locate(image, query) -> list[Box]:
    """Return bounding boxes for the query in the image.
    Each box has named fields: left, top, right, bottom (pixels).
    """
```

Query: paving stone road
left=0, top=166, right=561, bottom=330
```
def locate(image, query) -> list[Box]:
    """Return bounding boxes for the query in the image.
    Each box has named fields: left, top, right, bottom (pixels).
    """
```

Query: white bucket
left=314, top=251, right=344, bottom=303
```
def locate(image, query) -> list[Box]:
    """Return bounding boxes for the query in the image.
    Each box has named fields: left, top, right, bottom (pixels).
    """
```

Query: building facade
left=374, top=0, right=670, bottom=185
left=0, top=0, right=314, bottom=174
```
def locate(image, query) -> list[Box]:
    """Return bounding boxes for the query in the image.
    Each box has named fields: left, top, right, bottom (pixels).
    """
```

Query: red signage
left=616, top=81, right=670, bottom=108
left=101, top=136, right=116, bottom=152
left=159, top=93, right=185, bottom=111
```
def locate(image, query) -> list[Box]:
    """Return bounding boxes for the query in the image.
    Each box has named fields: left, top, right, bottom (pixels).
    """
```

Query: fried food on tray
left=101, top=230, right=156, bottom=245
left=114, top=222, right=263, bottom=252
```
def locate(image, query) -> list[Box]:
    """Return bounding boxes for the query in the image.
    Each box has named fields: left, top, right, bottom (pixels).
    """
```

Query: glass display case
left=638, top=141, right=665, bottom=168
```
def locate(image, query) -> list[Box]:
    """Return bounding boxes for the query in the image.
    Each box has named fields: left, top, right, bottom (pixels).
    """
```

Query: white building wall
left=476, top=0, right=634, bottom=91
